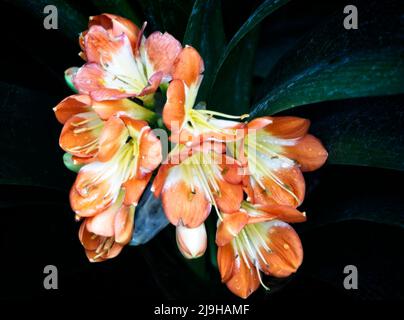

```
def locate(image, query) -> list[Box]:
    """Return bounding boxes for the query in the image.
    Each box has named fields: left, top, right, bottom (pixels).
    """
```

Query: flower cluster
left=54, top=14, right=328, bottom=298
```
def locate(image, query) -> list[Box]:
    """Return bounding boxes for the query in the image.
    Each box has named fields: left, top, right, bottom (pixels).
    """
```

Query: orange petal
left=161, top=174, right=211, bottom=228
left=92, top=98, right=149, bottom=120
left=138, top=71, right=164, bottom=97
left=84, top=25, right=129, bottom=64
left=248, top=205, right=306, bottom=224
left=74, top=63, right=133, bottom=100
left=89, top=14, right=140, bottom=52
left=162, top=79, right=186, bottom=130
left=247, top=116, right=273, bottom=131
left=219, top=155, right=243, bottom=185
left=214, top=178, right=243, bottom=214
left=86, top=197, right=124, bottom=237
left=226, top=255, right=260, bottom=299
left=78, top=219, right=99, bottom=251
left=97, top=116, right=128, bottom=162
left=263, top=116, right=310, bottom=139
left=59, top=111, right=102, bottom=158
left=145, top=31, right=182, bottom=76
left=114, top=205, right=135, bottom=244
left=151, top=164, right=172, bottom=197
left=172, top=46, right=204, bottom=87
left=123, top=173, right=151, bottom=206
left=139, top=128, right=163, bottom=175
left=282, top=134, right=328, bottom=172
left=176, top=223, right=207, bottom=259
left=252, top=166, right=305, bottom=207
left=217, top=243, right=235, bottom=283
left=53, top=94, right=91, bottom=124
left=216, top=211, right=249, bottom=246
left=70, top=167, right=117, bottom=217
left=261, top=221, right=303, bottom=277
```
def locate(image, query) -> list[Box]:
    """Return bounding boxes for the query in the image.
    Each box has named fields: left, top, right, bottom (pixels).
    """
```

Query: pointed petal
left=123, top=173, right=151, bottom=206
left=78, top=219, right=99, bottom=251
left=172, top=46, right=204, bottom=87
left=86, top=198, right=123, bottom=237
left=176, top=223, right=207, bottom=259
left=139, top=127, right=163, bottom=175
left=217, top=243, right=235, bottom=283
left=263, top=116, right=310, bottom=139
left=161, top=169, right=211, bottom=227
left=216, top=211, right=249, bottom=246
left=97, top=116, right=128, bottom=162
left=114, top=205, right=135, bottom=244
left=226, top=255, right=260, bottom=299
left=92, top=98, right=154, bottom=121
left=89, top=14, right=140, bottom=51
left=151, top=164, right=171, bottom=197
left=260, top=220, right=303, bottom=277
left=247, top=116, right=273, bottom=131
left=74, top=63, right=134, bottom=100
left=282, top=134, right=328, bottom=172
left=70, top=164, right=119, bottom=217
left=219, top=155, right=243, bottom=185
left=162, top=79, right=186, bottom=130
left=54, top=94, right=91, bottom=124
left=59, top=111, right=102, bottom=158
left=252, top=166, right=305, bottom=207
left=145, top=31, right=182, bottom=77
left=214, top=178, right=243, bottom=214
left=84, top=25, right=129, bottom=64
left=137, top=71, right=164, bottom=97
left=247, top=205, right=306, bottom=224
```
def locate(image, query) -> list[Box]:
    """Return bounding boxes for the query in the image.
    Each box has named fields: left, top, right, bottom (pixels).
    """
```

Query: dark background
left=0, top=0, right=402, bottom=306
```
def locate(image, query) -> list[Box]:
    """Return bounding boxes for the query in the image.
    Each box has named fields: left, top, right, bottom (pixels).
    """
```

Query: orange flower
left=78, top=191, right=135, bottom=262
left=162, top=46, right=247, bottom=146
left=237, top=116, right=328, bottom=207
left=74, top=14, right=182, bottom=106
left=54, top=93, right=156, bottom=165
left=152, top=143, right=243, bottom=228
left=70, top=116, right=162, bottom=261
left=216, top=201, right=306, bottom=298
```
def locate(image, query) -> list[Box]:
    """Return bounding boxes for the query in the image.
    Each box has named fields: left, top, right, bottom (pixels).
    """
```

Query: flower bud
left=176, top=223, right=207, bottom=259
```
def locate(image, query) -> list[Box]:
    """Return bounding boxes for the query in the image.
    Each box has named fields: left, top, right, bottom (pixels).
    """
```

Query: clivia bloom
left=152, top=143, right=244, bottom=229
left=216, top=201, right=306, bottom=299
left=74, top=14, right=182, bottom=106
left=54, top=93, right=156, bottom=165
left=163, top=46, right=248, bottom=146
left=70, top=115, right=162, bottom=261
left=237, top=116, right=328, bottom=207
left=78, top=190, right=135, bottom=262
left=71, top=115, right=162, bottom=216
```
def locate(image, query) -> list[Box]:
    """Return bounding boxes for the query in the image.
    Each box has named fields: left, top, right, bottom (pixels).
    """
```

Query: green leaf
left=251, top=1, right=404, bottom=117
left=90, top=0, right=141, bottom=25
left=208, top=26, right=260, bottom=114
left=298, top=166, right=404, bottom=231
left=305, top=96, right=404, bottom=171
left=183, top=0, right=226, bottom=101
left=207, top=0, right=290, bottom=98
left=8, top=0, right=87, bottom=41
left=287, top=95, right=404, bottom=171
left=0, top=82, right=71, bottom=190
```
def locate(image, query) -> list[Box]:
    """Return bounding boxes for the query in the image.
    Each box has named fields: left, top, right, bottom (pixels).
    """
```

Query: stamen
left=198, top=110, right=249, bottom=120
left=255, top=263, right=270, bottom=291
